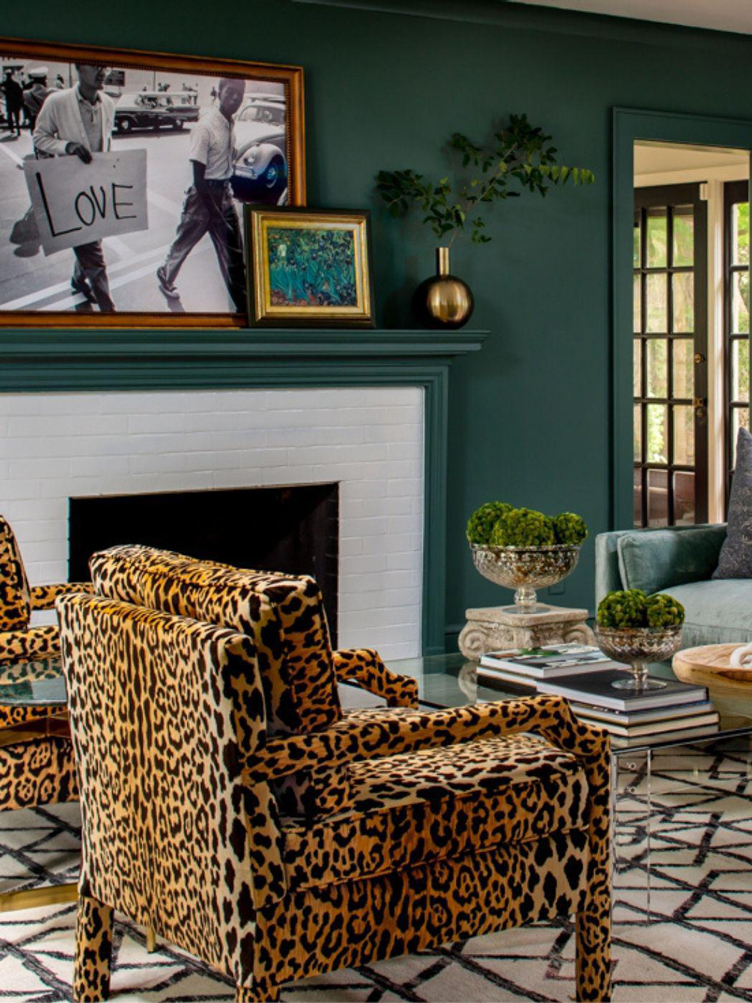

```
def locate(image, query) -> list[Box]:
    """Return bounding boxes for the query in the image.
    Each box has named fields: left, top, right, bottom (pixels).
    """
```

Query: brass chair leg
left=73, top=894, right=113, bottom=1003
left=146, top=925, right=156, bottom=953
left=0, top=881, right=77, bottom=913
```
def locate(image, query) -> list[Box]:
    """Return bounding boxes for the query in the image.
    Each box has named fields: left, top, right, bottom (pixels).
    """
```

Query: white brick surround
left=0, top=387, right=425, bottom=660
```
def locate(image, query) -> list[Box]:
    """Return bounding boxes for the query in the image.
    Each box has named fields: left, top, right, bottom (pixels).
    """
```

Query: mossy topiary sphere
left=596, top=589, right=649, bottom=628
left=645, top=593, right=685, bottom=627
left=553, top=512, right=588, bottom=546
left=466, top=501, right=513, bottom=545
left=489, top=507, right=556, bottom=547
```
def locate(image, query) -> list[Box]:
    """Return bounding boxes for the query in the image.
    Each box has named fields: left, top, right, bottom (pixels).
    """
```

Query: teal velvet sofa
left=595, top=523, right=752, bottom=648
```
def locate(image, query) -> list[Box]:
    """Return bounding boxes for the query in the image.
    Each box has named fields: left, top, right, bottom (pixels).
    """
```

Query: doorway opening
left=632, top=140, right=749, bottom=528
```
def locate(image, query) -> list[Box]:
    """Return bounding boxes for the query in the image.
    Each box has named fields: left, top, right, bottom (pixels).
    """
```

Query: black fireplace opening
left=69, top=483, right=340, bottom=644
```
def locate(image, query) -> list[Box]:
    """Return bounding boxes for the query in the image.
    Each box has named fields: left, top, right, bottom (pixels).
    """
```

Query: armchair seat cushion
left=280, top=713, right=588, bottom=892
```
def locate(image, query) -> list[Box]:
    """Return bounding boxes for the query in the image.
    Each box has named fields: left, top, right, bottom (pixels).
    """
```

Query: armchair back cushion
left=0, top=516, right=31, bottom=631
left=57, top=592, right=286, bottom=980
left=89, top=544, right=342, bottom=735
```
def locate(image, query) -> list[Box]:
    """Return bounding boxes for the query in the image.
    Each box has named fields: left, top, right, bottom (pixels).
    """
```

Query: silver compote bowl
left=471, top=544, right=581, bottom=615
left=594, top=623, right=683, bottom=691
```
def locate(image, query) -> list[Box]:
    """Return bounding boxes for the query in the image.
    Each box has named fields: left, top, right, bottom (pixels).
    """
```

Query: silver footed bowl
left=594, top=623, right=683, bottom=692
left=471, top=543, right=581, bottom=613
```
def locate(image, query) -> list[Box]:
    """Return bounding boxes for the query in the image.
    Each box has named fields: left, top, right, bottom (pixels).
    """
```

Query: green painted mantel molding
left=0, top=327, right=488, bottom=655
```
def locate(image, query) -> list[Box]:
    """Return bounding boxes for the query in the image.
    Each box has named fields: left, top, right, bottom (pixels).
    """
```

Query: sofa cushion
left=280, top=712, right=588, bottom=892
left=715, top=427, right=752, bottom=579
left=89, top=544, right=342, bottom=735
left=0, top=517, right=31, bottom=632
left=617, top=527, right=725, bottom=596
left=661, top=579, right=752, bottom=647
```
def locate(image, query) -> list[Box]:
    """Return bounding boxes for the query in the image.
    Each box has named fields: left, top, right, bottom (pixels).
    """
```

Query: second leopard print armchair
left=0, top=516, right=91, bottom=813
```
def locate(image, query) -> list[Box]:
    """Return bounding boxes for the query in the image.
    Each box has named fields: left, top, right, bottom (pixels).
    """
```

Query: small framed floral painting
left=245, top=206, right=374, bottom=327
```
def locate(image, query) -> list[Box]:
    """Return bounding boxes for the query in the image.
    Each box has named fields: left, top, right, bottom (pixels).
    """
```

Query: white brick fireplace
left=0, top=386, right=425, bottom=660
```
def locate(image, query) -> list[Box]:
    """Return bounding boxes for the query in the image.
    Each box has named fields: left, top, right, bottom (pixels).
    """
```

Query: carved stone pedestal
left=458, top=603, right=595, bottom=659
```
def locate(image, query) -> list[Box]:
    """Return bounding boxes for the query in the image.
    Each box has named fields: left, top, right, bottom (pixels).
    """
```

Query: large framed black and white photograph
left=0, top=37, right=305, bottom=327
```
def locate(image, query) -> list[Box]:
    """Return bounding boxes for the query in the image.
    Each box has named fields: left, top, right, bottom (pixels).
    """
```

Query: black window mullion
left=724, top=180, right=750, bottom=507
left=640, top=205, right=648, bottom=526
left=667, top=205, right=675, bottom=524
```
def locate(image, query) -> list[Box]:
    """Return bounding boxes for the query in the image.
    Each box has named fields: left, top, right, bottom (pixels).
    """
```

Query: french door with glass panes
left=634, top=184, right=708, bottom=527
left=725, top=180, right=750, bottom=503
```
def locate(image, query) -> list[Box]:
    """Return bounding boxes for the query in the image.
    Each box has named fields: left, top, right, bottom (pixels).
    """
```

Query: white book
left=610, top=722, right=720, bottom=749
left=577, top=711, right=719, bottom=738
left=480, top=643, right=617, bottom=679
left=570, top=699, right=714, bottom=727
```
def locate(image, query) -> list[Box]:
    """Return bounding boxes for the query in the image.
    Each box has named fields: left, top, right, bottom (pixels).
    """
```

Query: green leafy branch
left=376, top=113, right=595, bottom=246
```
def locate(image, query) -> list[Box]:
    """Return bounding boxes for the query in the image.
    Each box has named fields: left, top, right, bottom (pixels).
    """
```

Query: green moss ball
left=489, top=507, right=556, bottom=547
left=645, top=593, right=685, bottom=627
left=596, top=589, right=649, bottom=628
left=553, top=512, right=588, bottom=546
left=466, top=501, right=513, bottom=545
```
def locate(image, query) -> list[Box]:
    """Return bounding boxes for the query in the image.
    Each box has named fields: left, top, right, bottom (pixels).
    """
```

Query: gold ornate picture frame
left=0, top=36, right=305, bottom=328
left=245, top=206, right=374, bottom=328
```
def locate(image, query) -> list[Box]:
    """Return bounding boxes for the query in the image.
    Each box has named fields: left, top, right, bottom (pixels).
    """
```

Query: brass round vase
left=413, top=248, right=474, bottom=330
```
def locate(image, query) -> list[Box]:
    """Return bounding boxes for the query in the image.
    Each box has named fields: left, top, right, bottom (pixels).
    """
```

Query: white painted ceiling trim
left=509, top=0, right=752, bottom=36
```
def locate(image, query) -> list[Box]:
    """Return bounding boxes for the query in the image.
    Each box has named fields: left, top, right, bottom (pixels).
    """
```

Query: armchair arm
left=31, top=582, right=93, bottom=610
left=242, top=694, right=609, bottom=784
left=0, top=625, right=59, bottom=664
left=333, top=648, right=419, bottom=708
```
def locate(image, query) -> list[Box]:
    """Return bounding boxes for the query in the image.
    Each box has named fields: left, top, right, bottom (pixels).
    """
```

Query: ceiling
left=511, top=0, right=752, bottom=35
left=634, top=142, right=750, bottom=176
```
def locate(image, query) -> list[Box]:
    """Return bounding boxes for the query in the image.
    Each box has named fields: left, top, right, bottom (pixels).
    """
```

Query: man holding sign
left=33, top=64, right=117, bottom=312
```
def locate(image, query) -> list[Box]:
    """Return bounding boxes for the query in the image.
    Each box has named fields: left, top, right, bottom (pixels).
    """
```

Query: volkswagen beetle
left=231, top=97, right=287, bottom=202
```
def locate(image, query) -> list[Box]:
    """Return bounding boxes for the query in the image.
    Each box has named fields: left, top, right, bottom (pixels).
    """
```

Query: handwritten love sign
left=24, top=150, right=148, bottom=256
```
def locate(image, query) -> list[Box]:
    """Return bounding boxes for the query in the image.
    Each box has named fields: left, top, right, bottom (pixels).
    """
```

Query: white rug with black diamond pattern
left=3, top=743, right=752, bottom=1002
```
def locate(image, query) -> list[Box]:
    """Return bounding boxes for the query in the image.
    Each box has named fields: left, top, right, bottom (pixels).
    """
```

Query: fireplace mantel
left=0, top=328, right=488, bottom=655
left=0, top=329, right=487, bottom=391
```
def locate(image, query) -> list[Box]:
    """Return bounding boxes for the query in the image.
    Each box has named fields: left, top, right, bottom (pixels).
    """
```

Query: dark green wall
left=5, top=0, right=752, bottom=639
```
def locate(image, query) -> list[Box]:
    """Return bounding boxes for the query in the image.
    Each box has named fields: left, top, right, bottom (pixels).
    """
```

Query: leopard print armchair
left=59, top=577, right=612, bottom=1002
left=0, top=516, right=91, bottom=812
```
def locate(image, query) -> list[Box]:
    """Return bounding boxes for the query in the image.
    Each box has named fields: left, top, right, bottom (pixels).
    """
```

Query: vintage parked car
left=114, top=91, right=199, bottom=134
left=231, top=97, right=287, bottom=202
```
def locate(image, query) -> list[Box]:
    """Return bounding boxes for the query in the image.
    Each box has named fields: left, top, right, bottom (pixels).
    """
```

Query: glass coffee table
left=0, top=657, right=78, bottom=912
left=386, top=653, right=752, bottom=920
left=385, top=652, right=752, bottom=748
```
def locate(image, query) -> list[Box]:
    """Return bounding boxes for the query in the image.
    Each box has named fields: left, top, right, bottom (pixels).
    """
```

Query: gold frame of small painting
left=245, top=206, right=374, bottom=327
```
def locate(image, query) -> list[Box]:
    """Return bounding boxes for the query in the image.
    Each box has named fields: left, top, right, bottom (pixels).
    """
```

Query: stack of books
left=478, top=644, right=719, bottom=748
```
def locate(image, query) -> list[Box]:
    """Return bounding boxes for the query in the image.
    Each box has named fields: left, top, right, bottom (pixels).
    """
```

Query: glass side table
left=386, top=653, right=752, bottom=923
left=0, top=657, right=78, bottom=912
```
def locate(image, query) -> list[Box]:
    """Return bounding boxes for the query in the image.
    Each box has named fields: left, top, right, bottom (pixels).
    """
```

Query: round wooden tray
left=673, top=643, right=752, bottom=693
